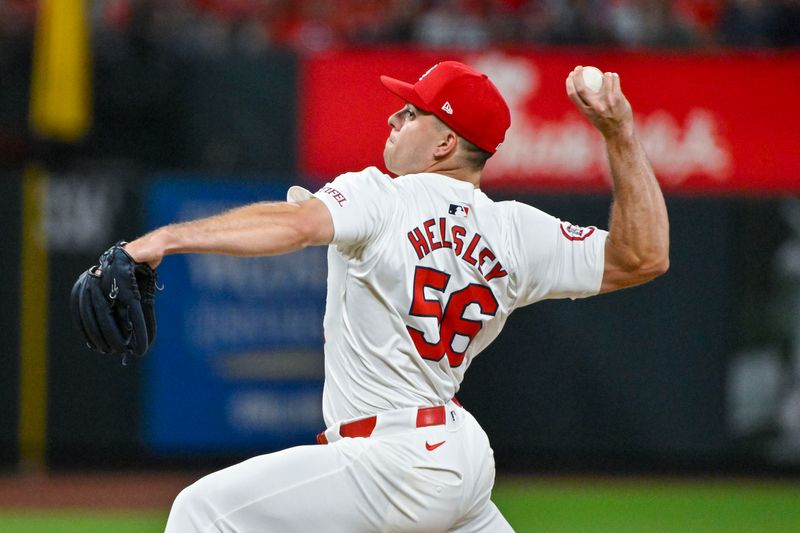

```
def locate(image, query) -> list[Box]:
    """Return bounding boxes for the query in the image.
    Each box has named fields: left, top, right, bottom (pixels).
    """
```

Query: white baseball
left=581, top=66, right=604, bottom=92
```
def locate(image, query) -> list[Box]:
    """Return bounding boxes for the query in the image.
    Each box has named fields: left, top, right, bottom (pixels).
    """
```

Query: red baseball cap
left=380, top=61, right=511, bottom=154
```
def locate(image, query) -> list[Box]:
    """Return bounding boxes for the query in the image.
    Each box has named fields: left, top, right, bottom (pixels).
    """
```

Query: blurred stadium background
left=2, top=0, right=800, bottom=531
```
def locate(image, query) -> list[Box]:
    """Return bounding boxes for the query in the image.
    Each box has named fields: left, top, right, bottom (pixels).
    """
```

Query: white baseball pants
left=164, top=400, right=514, bottom=532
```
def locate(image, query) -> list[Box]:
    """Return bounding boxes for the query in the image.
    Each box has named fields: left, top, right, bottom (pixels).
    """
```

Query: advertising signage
left=144, top=178, right=327, bottom=453
left=299, top=49, right=800, bottom=194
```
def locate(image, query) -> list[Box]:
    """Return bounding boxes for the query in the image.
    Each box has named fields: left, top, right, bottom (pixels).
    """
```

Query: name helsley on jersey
left=406, top=215, right=507, bottom=282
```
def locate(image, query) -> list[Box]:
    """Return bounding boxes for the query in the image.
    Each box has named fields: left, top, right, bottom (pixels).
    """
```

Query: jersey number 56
left=406, top=266, right=498, bottom=368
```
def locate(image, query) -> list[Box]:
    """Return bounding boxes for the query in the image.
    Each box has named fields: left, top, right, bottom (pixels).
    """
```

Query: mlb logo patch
left=449, top=203, right=470, bottom=217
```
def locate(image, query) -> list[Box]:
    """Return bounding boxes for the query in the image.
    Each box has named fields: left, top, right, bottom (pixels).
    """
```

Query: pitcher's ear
left=433, top=130, right=458, bottom=159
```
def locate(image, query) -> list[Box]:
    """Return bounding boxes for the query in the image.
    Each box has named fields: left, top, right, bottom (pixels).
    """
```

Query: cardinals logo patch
left=560, top=222, right=596, bottom=241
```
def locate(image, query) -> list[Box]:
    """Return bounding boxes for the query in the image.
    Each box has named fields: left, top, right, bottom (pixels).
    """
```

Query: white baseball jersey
left=166, top=168, right=608, bottom=532
left=305, top=167, right=607, bottom=426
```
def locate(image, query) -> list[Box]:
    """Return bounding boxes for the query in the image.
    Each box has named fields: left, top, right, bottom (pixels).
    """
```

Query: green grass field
left=493, top=478, right=800, bottom=532
left=1, top=478, right=799, bottom=532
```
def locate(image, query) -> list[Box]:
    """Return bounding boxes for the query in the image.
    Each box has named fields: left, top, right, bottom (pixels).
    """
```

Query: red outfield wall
left=299, top=49, right=800, bottom=194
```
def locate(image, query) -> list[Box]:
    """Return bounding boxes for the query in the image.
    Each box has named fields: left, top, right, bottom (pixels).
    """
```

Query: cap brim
left=380, top=76, right=429, bottom=112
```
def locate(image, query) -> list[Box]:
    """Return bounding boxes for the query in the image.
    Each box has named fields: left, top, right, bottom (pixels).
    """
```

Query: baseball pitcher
left=72, top=62, right=668, bottom=532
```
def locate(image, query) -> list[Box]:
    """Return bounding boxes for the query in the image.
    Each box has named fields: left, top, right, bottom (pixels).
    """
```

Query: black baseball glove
left=70, top=242, right=159, bottom=360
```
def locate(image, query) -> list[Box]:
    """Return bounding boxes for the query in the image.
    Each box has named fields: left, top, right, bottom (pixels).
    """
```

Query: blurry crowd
left=1, top=0, right=799, bottom=54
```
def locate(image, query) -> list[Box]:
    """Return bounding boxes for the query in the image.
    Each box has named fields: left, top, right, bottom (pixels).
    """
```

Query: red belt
left=316, top=398, right=461, bottom=445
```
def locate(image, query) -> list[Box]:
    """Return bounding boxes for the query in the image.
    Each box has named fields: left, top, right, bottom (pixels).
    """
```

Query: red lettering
left=424, top=219, right=441, bottom=250
left=439, top=218, right=452, bottom=248
left=407, top=228, right=430, bottom=259
left=409, top=222, right=504, bottom=283
left=440, top=284, right=498, bottom=366
left=451, top=226, right=466, bottom=256
left=462, top=234, right=481, bottom=266
left=407, top=267, right=451, bottom=360
left=477, top=248, right=495, bottom=273
left=320, top=186, right=348, bottom=206
left=484, top=262, right=508, bottom=281
left=407, top=266, right=498, bottom=368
